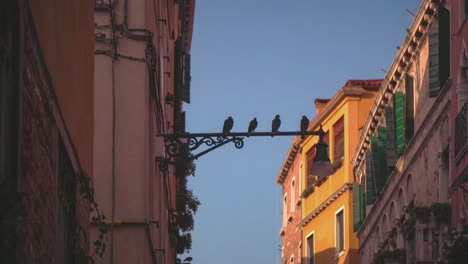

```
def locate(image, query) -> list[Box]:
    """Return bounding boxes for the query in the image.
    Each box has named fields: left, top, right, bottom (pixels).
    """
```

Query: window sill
left=335, top=250, right=345, bottom=260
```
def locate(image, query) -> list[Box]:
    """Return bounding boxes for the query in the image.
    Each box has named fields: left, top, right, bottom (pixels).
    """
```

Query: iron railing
left=455, top=103, right=468, bottom=156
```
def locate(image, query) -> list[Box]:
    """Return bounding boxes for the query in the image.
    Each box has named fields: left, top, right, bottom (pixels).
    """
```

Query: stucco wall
left=17, top=7, right=90, bottom=262
left=280, top=150, right=302, bottom=264
left=357, top=34, right=452, bottom=264
left=93, top=0, right=184, bottom=263
left=28, top=0, right=94, bottom=174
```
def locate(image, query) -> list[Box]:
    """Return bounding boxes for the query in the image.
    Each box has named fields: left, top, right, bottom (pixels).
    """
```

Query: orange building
left=300, top=80, right=381, bottom=264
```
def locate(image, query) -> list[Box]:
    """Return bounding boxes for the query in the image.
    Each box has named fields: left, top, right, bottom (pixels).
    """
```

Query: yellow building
left=300, top=80, right=381, bottom=264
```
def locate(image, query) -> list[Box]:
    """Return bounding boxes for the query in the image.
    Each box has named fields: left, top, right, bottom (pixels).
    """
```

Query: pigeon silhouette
left=300, top=115, right=309, bottom=139
left=272, top=115, right=281, bottom=136
left=248, top=117, right=258, bottom=134
left=223, top=116, right=234, bottom=133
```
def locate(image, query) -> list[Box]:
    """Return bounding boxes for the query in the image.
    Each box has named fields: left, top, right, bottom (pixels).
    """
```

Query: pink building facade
left=352, top=1, right=454, bottom=263
left=449, top=0, right=468, bottom=235
left=1, top=0, right=94, bottom=262
left=277, top=138, right=303, bottom=264
left=93, top=0, right=195, bottom=263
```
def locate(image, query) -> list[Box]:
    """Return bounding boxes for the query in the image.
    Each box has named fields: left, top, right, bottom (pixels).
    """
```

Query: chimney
left=314, top=98, right=330, bottom=115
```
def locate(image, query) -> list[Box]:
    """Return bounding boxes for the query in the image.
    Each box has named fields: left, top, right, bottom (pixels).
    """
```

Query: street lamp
left=309, top=136, right=334, bottom=178
left=157, top=124, right=334, bottom=178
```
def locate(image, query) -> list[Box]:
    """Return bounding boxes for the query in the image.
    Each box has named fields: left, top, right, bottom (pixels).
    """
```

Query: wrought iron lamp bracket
left=156, top=128, right=325, bottom=172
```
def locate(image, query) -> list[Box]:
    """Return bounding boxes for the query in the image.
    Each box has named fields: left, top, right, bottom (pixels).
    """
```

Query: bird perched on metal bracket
left=223, top=116, right=234, bottom=133
left=272, top=115, right=281, bottom=136
left=248, top=117, right=258, bottom=135
left=300, top=115, right=309, bottom=139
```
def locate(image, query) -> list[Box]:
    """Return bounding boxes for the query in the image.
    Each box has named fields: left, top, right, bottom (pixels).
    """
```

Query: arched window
left=457, top=43, right=468, bottom=110
left=390, top=202, right=397, bottom=225
left=283, top=193, right=288, bottom=226
left=407, top=174, right=414, bottom=202
left=398, top=188, right=406, bottom=212
left=290, top=178, right=295, bottom=212
left=382, top=215, right=389, bottom=234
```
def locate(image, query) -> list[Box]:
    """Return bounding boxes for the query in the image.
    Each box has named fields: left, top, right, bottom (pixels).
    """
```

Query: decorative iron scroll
left=157, top=129, right=325, bottom=172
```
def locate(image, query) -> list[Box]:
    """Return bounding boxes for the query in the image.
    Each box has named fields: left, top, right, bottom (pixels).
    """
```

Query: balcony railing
left=455, top=103, right=468, bottom=156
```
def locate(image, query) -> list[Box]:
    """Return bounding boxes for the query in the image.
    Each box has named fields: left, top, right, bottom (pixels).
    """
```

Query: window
left=333, top=117, right=344, bottom=163
left=298, top=243, right=302, bottom=264
left=58, top=139, right=76, bottom=263
left=290, top=179, right=295, bottom=212
left=463, top=0, right=468, bottom=21
left=460, top=0, right=468, bottom=19
left=0, top=3, right=19, bottom=262
left=306, top=147, right=316, bottom=187
left=352, top=182, right=365, bottom=231
left=306, top=232, right=315, bottom=264
left=335, top=208, right=345, bottom=254
left=283, top=193, right=287, bottom=226
left=429, top=5, right=450, bottom=97
left=405, top=74, right=414, bottom=142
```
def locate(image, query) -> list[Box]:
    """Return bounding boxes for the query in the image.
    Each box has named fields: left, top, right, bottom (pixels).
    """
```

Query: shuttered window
left=174, top=38, right=183, bottom=100
left=353, top=183, right=365, bottom=231
left=174, top=39, right=191, bottom=104
left=365, top=151, right=377, bottom=205
left=465, top=0, right=468, bottom=18
left=385, top=107, right=397, bottom=167
left=182, top=54, right=191, bottom=103
left=394, top=92, right=406, bottom=155
left=405, top=74, right=414, bottom=142
left=306, top=147, right=316, bottom=187
left=333, top=117, right=344, bottom=163
left=376, top=127, right=388, bottom=190
left=429, top=5, right=450, bottom=97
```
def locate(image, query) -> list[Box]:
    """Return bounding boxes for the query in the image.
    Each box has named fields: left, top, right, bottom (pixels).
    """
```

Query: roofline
left=351, top=0, right=439, bottom=176
left=306, top=81, right=383, bottom=132
left=276, top=137, right=301, bottom=184
left=275, top=79, right=382, bottom=184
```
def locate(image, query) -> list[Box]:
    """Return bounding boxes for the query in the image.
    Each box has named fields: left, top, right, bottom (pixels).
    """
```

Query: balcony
left=455, top=103, right=468, bottom=158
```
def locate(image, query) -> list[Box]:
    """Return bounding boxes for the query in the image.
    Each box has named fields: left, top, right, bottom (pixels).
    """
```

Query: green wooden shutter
left=429, top=5, right=450, bottom=97
left=385, top=107, right=397, bottom=167
left=394, top=92, right=406, bottom=155
left=429, top=23, right=439, bottom=96
left=378, top=126, right=388, bottom=180
left=372, top=135, right=386, bottom=195
left=439, top=6, right=450, bottom=90
left=353, top=182, right=361, bottom=231
left=366, top=151, right=377, bottom=205
left=359, top=184, right=365, bottom=225
left=174, top=38, right=183, bottom=100
left=405, top=75, right=414, bottom=142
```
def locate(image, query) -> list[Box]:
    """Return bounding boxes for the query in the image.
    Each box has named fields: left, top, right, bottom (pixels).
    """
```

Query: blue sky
left=184, top=1, right=421, bottom=263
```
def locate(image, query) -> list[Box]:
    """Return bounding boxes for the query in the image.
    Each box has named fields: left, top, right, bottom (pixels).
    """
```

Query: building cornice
left=351, top=0, right=440, bottom=172
left=299, top=183, right=353, bottom=227
left=276, top=138, right=301, bottom=184
left=276, top=81, right=381, bottom=184
left=305, top=83, right=382, bottom=136
left=182, top=0, right=195, bottom=53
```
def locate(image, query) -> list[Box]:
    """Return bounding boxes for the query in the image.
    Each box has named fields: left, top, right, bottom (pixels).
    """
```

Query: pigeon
left=223, top=116, right=234, bottom=133
left=248, top=117, right=258, bottom=134
left=300, top=115, right=309, bottom=139
left=272, top=115, right=281, bottom=136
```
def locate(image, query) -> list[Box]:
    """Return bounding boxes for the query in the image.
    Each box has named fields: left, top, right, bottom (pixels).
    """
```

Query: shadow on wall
left=302, top=248, right=358, bottom=264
